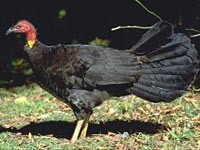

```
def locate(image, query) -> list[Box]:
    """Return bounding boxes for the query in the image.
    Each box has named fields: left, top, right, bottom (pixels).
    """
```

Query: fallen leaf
left=28, top=132, right=32, bottom=139
left=107, top=108, right=115, bottom=115
left=15, top=96, right=29, bottom=104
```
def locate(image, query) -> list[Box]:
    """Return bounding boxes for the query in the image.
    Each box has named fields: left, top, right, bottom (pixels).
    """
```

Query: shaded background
left=0, top=0, right=200, bottom=87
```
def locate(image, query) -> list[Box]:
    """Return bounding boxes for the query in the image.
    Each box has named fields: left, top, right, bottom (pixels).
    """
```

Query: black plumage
left=6, top=20, right=199, bottom=142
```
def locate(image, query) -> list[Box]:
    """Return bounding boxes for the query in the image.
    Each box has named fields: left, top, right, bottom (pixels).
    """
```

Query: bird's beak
left=6, top=27, right=17, bottom=35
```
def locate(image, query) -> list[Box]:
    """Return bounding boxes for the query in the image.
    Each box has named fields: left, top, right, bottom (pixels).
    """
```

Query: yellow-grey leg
left=71, top=120, right=84, bottom=143
left=79, top=113, right=91, bottom=139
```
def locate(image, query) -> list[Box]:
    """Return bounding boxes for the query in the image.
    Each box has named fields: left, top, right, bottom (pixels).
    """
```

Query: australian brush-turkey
left=6, top=20, right=199, bottom=142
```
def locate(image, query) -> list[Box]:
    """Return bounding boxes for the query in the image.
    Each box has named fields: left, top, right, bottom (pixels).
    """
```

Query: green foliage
left=11, top=58, right=33, bottom=75
left=89, top=37, right=110, bottom=47
left=58, top=9, right=67, bottom=19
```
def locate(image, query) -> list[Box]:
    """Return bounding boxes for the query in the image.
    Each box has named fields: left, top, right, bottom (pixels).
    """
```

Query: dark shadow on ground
left=0, top=120, right=167, bottom=139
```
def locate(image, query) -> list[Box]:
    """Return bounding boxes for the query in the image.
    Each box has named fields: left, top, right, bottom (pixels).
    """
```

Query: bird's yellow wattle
left=27, top=40, right=35, bottom=48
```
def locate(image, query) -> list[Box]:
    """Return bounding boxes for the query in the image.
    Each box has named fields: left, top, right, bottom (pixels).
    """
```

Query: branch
left=111, top=0, right=200, bottom=39
left=190, top=34, right=200, bottom=38
left=111, top=25, right=153, bottom=31
left=134, top=0, right=162, bottom=20
left=186, top=28, right=200, bottom=38
left=111, top=0, right=161, bottom=31
left=186, top=28, right=200, bottom=33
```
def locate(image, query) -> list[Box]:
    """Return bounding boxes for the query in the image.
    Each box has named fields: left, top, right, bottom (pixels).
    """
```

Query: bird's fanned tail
left=128, top=21, right=199, bottom=102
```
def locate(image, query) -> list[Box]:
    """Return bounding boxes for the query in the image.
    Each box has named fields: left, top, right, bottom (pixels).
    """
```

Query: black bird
left=6, top=20, right=199, bottom=142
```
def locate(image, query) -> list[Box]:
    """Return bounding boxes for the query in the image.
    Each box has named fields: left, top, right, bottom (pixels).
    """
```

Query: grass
left=0, top=83, right=199, bottom=149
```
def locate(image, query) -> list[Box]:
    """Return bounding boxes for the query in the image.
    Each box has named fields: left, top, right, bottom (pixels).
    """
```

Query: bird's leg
left=71, top=120, right=84, bottom=143
left=79, top=113, right=91, bottom=139
left=70, top=113, right=91, bottom=143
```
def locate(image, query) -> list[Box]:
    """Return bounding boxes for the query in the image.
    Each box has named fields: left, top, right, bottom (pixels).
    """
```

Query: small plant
left=11, top=58, right=33, bottom=75
left=89, top=37, right=110, bottom=47
left=58, top=9, right=67, bottom=19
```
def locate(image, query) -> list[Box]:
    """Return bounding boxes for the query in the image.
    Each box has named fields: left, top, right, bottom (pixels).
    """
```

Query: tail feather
left=129, top=20, right=199, bottom=102
left=137, top=78, right=187, bottom=90
left=131, top=21, right=173, bottom=55
left=128, top=84, right=184, bottom=102
left=140, top=74, right=185, bottom=83
left=132, top=64, right=195, bottom=75
left=146, top=34, right=190, bottom=62
left=132, top=56, right=194, bottom=70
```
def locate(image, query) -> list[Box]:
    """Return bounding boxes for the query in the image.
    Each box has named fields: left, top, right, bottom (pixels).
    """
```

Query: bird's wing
left=63, top=45, right=139, bottom=87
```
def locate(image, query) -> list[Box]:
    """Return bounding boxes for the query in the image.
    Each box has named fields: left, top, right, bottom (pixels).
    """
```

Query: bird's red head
left=6, top=20, right=37, bottom=48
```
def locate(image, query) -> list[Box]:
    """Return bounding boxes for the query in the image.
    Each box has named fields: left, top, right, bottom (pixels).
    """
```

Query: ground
left=0, top=84, right=199, bottom=149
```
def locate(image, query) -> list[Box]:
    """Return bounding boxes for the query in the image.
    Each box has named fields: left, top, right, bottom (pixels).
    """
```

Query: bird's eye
left=16, top=25, right=21, bottom=29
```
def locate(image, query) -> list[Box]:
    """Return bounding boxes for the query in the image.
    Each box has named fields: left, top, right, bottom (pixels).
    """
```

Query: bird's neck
left=24, top=40, right=52, bottom=62
left=24, top=40, right=50, bottom=74
left=26, top=29, right=37, bottom=48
